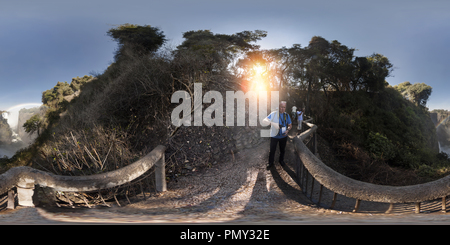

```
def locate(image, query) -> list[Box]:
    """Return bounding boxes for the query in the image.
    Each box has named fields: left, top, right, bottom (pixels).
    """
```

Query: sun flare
left=252, top=64, right=266, bottom=91
left=253, top=64, right=265, bottom=76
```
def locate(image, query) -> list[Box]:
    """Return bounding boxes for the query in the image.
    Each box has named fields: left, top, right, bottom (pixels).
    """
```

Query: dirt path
left=2, top=129, right=450, bottom=224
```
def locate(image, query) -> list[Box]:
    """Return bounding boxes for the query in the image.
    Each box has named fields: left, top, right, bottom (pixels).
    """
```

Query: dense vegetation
left=1, top=24, right=449, bottom=188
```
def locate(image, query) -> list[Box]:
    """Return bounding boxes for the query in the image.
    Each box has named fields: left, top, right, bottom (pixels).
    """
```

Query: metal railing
left=0, top=145, right=166, bottom=209
left=294, top=120, right=450, bottom=214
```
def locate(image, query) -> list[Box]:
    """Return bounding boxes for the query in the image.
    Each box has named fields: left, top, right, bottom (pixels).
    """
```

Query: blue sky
left=1, top=0, right=449, bottom=112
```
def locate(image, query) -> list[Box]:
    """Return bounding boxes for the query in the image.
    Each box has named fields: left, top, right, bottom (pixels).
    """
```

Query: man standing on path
left=263, top=101, right=292, bottom=170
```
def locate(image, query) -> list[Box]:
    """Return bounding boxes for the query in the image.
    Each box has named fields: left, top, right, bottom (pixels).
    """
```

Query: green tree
left=107, top=24, right=166, bottom=61
left=23, top=114, right=43, bottom=137
left=364, top=53, right=393, bottom=92
left=41, top=81, right=73, bottom=106
left=42, top=89, right=58, bottom=105
left=287, top=37, right=393, bottom=114
left=235, top=48, right=297, bottom=92
left=394, top=82, right=432, bottom=107
left=174, top=29, right=267, bottom=73
left=394, top=81, right=411, bottom=94
left=406, top=83, right=432, bottom=107
left=70, top=75, right=93, bottom=91
left=322, top=40, right=356, bottom=92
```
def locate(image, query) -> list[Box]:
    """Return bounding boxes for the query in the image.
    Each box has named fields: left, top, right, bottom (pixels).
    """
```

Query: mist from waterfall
left=0, top=103, right=42, bottom=158
left=0, top=145, right=17, bottom=158
left=436, top=115, right=450, bottom=156
left=440, top=141, right=450, bottom=155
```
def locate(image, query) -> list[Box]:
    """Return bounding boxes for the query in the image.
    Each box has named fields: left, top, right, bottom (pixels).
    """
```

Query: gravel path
left=2, top=130, right=450, bottom=224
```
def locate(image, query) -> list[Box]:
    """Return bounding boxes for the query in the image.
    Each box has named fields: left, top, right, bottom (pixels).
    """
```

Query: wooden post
left=352, top=199, right=361, bottom=213
left=442, top=197, right=447, bottom=213
left=330, top=192, right=338, bottom=209
left=318, top=185, right=323, bottom=205
left=385, top=203, right=394, bottom=214
left=301, top=164, right=306, bottom=191
left=155, top=154, right=167, bottom=192
left=305, top=170, right=309, bottom=195
left=415, top=202, right=421, bottom=214
left=295, top=154, right=301, bottom=184
left=313, top=132, right=318, bottom=155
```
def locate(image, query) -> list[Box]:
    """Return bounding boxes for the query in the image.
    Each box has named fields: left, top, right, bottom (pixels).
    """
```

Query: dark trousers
left=269, top=136, right=288, bottom=165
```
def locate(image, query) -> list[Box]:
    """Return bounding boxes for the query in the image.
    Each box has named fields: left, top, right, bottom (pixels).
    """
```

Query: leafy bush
left=366, top=132, right=395, bottom=161
left=316, top=85, right=441, bottom=173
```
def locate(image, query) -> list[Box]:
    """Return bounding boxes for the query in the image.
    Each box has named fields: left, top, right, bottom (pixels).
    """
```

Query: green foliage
left=175, top=29, right=267, bottom=73
left=235, top=36, right=393, bottom=114
left=42, top=76, right=93, bottom=106
left=178, top=29, right=267, bottom=53
left=107, top=23, right=166, bottom=61
left=303, top=36, right=393, bottom=94
left=366, top=132, right=395, bottom=161
left=23, top=114, right=43, bottom=136
left=318, top=85, right=441, bottom=171
left=394, top=81, right=432, bottom=107
left=70, top=75, right=93, bottom=91
left=42, top=89, right=59, bottom=105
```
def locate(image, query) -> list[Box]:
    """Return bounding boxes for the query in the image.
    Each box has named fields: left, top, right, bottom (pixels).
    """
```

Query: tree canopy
left=234, top=36, right=394, bottom=113
left=174, top=29, right=267, bottom=73
left=107, top=23, right=166, bottom=60
left=394, top=81, right=433, bottom=107
left=23, top=114, right=43, bottom=137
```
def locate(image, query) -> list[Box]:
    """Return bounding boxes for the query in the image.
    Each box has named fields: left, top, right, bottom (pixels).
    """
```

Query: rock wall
left=16, top=107, right=47, bottom=145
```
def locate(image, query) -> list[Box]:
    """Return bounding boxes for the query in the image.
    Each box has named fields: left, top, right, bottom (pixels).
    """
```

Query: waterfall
left=0, top=103, right=42, bottom=158
left=442, top=145, right=450, bottom=155
left=0, top=146, right=15, bottom=158
left=439, top=140, right=450, bottom=155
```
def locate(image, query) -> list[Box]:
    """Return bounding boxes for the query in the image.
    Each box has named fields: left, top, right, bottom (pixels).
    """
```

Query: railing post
left=7, top=189, right=15, bottom=209
left=415, top=202, right=421, bottom=214
left=313, top=132, right=318, bottom=155
left=301, top=163, right=305, bottom=191
left=442, top=197, right=447, bottom=213
left=385, top=203, right=394, bottom=214
left=295, top=154, right=301, bottom=184
left=330, top=192, right=338, bottom=209
left=318, top=185, right=323, bottom=206
left=353, top=199, right=361, bottom=213
left=305, top=170, right=309, bottom=195
left=155, top=153, right=167, bottom=192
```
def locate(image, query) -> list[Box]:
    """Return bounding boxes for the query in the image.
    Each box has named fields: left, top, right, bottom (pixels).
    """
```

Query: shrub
left=366, top=132, right=395, bottom=161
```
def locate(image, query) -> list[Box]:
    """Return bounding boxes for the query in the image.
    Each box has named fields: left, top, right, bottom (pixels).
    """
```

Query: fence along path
left=1, top=120, right=449, bottom=215
left=0, top=145, right=166, bottom=209
left=294, top=120, right=450, bottom=214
